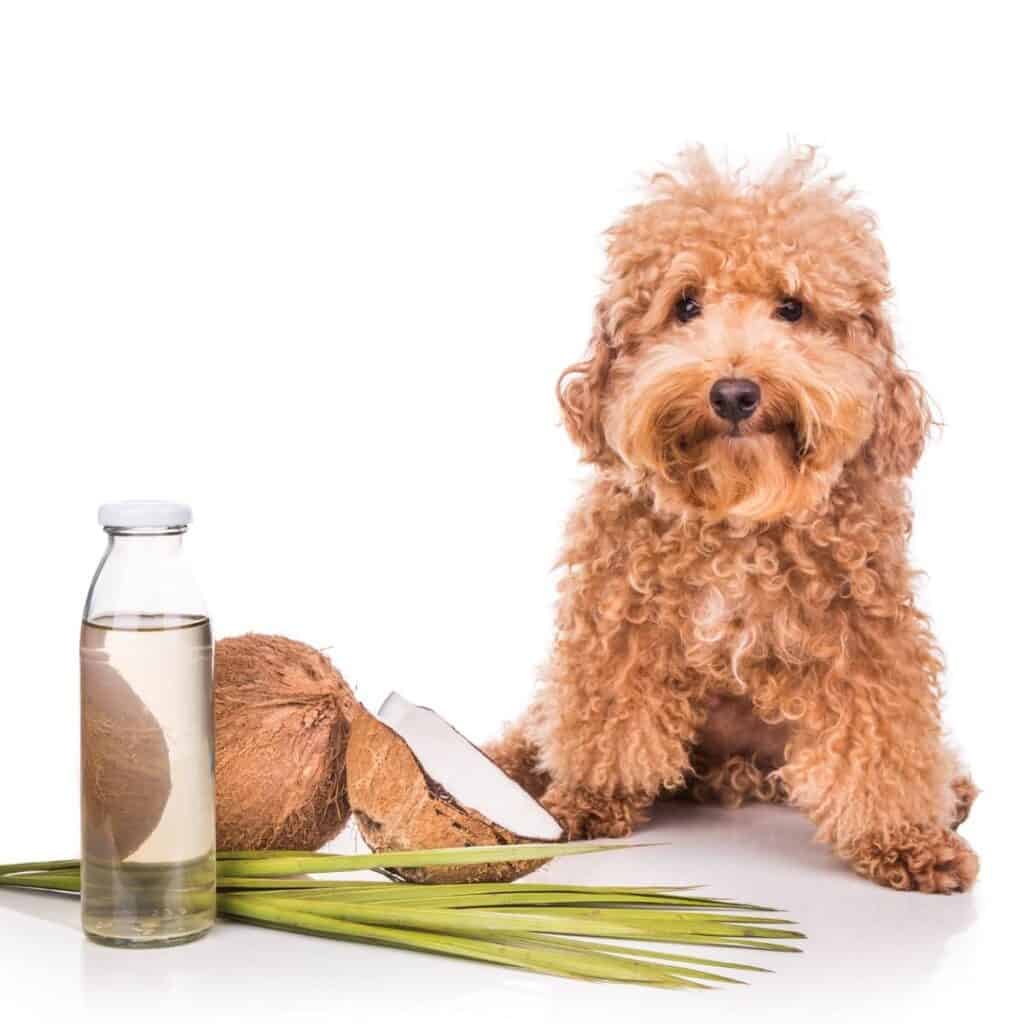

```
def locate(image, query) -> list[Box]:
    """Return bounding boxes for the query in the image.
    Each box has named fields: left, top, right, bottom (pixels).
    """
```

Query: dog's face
left=560, top=150, right=930, bottom=521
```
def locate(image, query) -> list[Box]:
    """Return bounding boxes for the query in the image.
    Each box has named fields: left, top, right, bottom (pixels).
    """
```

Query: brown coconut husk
left=214, top=634, right=357, bottom=850
left=81, top=657, right=171, bottom=861
left=346, top=707, right=557, bottom=883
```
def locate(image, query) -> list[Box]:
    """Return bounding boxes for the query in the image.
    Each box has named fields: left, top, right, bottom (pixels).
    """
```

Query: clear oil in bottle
left=80, top=503, right=215, bottom=947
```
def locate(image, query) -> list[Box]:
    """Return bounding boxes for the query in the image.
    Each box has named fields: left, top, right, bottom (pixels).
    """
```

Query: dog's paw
left=849, top=825, right=979, bottom=893
left=541, top=784, right=647, bottom=840
left=951, top=775, right=979, bottom=829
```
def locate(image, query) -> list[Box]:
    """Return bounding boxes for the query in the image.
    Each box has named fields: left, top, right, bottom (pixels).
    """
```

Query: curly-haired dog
left=489, top=149, right=978, bottom=893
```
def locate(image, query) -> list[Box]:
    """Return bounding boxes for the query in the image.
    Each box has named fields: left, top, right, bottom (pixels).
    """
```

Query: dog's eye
left=775, top=298, right=804, bottom=323
left=675, top=294, right=702, bottom=323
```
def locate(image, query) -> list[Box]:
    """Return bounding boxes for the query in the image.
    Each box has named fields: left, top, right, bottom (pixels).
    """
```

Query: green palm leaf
left=0, top=843, right=802, bottom=988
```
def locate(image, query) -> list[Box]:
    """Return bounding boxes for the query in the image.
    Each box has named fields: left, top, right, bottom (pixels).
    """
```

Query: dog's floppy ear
left=860, top=313, right=933, bottom=478
left=557, top=305, right=614, bottom=462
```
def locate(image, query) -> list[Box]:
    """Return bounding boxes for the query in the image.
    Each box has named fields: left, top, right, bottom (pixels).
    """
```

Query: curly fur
left=489, top=147, right=979, bottom=892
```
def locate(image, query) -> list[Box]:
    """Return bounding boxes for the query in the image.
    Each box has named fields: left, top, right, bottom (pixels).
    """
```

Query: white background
left=0, top=2, right=1020, bottom=1021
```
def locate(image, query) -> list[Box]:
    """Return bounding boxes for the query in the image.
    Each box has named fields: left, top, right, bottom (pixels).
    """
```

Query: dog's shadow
left=630, top=800, right=978, bottom=993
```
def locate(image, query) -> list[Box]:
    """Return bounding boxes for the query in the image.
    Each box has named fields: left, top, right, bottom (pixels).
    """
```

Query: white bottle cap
left=97, top=501, right=193, bottom=529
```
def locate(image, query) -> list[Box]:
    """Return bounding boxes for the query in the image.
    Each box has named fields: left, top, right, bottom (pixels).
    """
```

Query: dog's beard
left=657, top=429, right=820, bottom=520
left=610, top=360, right=874, bottom=521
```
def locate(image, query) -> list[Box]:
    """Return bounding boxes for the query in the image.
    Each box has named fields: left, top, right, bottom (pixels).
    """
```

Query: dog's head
left=560, top=148, right=931, bottom=521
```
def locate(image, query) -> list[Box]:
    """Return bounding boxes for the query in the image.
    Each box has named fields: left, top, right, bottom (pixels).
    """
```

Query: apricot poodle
left=489, top=148, right=978, bottom=893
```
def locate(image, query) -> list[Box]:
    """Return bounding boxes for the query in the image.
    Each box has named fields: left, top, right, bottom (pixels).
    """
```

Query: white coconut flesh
left=377, top=692, right=562, bottom=841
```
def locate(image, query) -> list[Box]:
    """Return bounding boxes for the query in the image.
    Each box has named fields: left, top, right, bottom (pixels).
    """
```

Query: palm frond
left=0, top=844, right=801, bottom=987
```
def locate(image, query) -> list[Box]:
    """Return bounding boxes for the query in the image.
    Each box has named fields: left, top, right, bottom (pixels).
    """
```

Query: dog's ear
left=860, top=314, right=933, bottom=478
left=557, top=306, right=614, bottom=461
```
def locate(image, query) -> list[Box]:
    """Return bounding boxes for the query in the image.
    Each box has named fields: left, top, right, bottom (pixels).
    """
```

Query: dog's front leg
left=532, top=618, right=699, bottom=840
left=781, top=612, right=978, bottom=892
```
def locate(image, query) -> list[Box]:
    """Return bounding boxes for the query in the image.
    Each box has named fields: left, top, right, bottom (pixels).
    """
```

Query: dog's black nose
left=709, top=378, right=761, bottom=423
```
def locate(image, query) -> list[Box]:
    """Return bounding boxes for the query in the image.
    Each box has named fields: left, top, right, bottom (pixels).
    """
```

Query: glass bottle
left=80, top=501, right=215, bottom=946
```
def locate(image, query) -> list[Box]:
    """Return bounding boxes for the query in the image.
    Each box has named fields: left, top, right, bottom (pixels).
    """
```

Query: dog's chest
left=686, top=583, right=763, bottom=685
left=649, top=530, right=811, bottom=686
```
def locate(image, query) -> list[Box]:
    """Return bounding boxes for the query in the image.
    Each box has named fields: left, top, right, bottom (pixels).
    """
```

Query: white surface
left=0, top=806, right=1004, bottom=1023
left=0, top=1, right=1019, bottom=1020
left=97, top=501, right=193, bottom=529
left=378, top=692, right=562, bottom=840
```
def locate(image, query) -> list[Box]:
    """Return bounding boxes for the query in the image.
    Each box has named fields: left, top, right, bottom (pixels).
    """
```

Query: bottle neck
left=104, top=527, right=187, bottom=556
left=85, top=526, right=207, bottom=624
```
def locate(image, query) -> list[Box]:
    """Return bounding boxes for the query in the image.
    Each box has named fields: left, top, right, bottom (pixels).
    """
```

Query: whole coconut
left=81, top=655, right=171, bottom=862
left=214, top=634, right=357, bottom=850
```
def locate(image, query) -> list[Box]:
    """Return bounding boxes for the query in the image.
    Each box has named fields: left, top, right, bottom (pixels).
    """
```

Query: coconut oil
left=80, top=503, right=215, bottom=947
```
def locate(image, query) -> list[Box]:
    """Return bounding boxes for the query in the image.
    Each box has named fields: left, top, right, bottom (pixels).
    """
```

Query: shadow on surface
left=0, top=887, right=80, bottom=931
left=629, top=800, right=978, bottom=1001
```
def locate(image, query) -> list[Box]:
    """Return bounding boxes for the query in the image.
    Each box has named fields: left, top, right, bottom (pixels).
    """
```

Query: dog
left=489, top=148, right=979, bottom=893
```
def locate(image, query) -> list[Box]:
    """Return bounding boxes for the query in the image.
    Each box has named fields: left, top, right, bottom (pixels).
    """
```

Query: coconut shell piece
left=214, top=633, right=356, bottom=851
left=346, top=703, right=563, bottom=883
left=81, top=657, right=172, bottom=861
